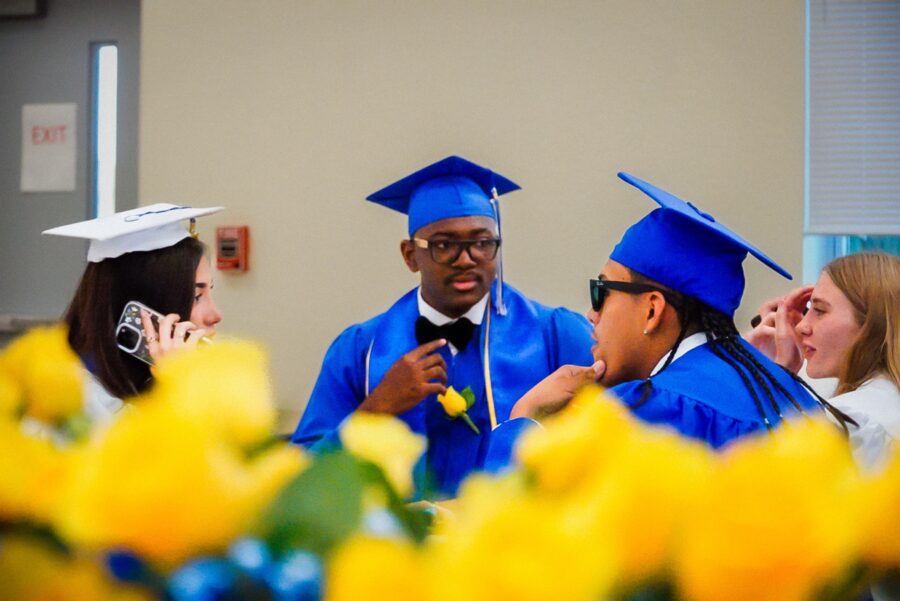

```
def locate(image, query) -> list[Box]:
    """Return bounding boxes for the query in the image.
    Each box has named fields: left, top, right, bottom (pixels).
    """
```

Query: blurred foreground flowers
left=1, top=325, right=898, bottom=600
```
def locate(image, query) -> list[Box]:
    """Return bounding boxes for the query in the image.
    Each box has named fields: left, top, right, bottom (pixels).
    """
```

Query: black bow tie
left=415, top=315, right=476, bottom=352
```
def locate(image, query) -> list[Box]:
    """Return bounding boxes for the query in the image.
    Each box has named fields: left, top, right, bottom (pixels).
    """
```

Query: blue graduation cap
left=366, top=155, right=520, bottom=237
left=610, top=172, right=791, bottom=316
left=367, top=155, right=521, bottom=314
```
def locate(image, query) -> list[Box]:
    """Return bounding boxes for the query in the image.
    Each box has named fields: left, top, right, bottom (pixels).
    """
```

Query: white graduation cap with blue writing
left=43, top=203, right=223, bottom=262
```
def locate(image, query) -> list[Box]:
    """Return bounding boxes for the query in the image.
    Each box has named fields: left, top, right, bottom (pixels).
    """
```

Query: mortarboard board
left=367, top=155, right=521, bottom=315
left=609, top=172, right=791, bottom=316
left=43, top=203, right=223, bottom=263
left=366, top=155, right=520, bottom=237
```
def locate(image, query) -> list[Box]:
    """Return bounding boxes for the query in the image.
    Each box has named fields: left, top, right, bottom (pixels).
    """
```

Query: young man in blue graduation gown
left=497, top=172, right=830, bottom=460
left=292, top=156, right=594, bottom=496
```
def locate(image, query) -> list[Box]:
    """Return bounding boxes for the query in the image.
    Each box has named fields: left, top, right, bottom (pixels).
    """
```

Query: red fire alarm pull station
left=216, top=226, right=249, bottom=272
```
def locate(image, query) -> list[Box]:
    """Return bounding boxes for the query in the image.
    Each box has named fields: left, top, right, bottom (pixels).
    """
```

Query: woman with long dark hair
left=44, top=204, right=223, bottom=418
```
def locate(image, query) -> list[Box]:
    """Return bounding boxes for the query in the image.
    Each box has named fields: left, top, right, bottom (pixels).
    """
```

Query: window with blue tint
left=91, top=43, right=118, bottom=218
left=804, top=1, right=900, bottom=282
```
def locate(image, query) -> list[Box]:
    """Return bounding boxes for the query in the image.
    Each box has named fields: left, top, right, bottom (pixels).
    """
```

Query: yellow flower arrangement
left=0, top=418, right=71, bottom=523
left=55, top=397, right=306, bottom=566
left=150, top=340, right=277, bottom=448
left=517, top=386, right=637, bottom=495
left=339, top=412, right=426, bottom=497
left=52, top=339, right=308, bottom=567
left=326, top=535, right=429, bottom=601
left=1, top=325, right=898, bottom=601
left=426, top=473, right=614, bottom=601
left=0, top=324, right=83, bottom=423
left=675, top=418, right=863, bottom=601
left=516, top=386, right=716, bottom=591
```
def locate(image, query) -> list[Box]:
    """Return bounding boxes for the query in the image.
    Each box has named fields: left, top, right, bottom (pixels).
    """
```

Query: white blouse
left=828, top=374, right=900, bottom=471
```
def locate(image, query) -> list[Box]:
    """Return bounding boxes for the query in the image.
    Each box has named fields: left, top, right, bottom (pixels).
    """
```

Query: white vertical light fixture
left=93, top=44, right=118, bottom=218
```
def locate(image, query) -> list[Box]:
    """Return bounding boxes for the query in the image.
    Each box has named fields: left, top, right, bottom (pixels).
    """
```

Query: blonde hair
left=824, top=252, right=900, bottom=395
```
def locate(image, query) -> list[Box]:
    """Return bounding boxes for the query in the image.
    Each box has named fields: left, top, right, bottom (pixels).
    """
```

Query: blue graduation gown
left=610, top=338, right=822, bottom=449
left=484, top=337, right=824, bottom=473
left=291, top=282, right=593, bottom=496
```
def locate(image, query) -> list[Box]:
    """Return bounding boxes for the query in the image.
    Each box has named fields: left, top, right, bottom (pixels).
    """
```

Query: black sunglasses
left=589, top=279, right=681, bottom=312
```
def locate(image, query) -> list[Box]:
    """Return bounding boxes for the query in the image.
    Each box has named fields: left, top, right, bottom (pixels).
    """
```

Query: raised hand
left=773, top=285, right=813, bottom=373
left=745, top=286, right=811, bottom=374
left=140, top=310, right=207, bottom=364
left=360, top=339, right=449, bottom=415
left=510, top=361, right=606, bottom=420
left=745, top=295, right=782, bottom=360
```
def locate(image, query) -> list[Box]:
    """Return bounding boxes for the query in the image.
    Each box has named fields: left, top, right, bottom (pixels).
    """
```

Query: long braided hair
left=627, top=269, right=852, bottom=431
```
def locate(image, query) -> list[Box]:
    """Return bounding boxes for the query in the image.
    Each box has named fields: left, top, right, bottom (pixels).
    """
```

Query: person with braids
left=747, top=252, right=899, bottom=470
left=491, top=172, right=827, bottom=455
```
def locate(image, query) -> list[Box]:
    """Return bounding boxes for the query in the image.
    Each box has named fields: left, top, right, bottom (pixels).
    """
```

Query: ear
left=643, top=291, right=668, bottom=334
left=400, top=239, right=419, bottom=273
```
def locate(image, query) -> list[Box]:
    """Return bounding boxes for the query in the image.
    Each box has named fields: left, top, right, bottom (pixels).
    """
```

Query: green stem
left=460, top=412, right=481, bottom=435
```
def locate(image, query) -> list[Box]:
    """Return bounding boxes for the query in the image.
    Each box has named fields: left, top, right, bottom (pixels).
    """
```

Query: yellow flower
left=340, top=412, right=426, bottom=497
left=436, top=386, right=479, bottom=434
left=325, top=535, right=429, bottom=601
left=55, top=398, right=305, bottom=566
left=0, top=533, right=151, bottom=601
left=1, top=324, right=83, bottom=423
left=517, top=385, right=714, bottom=590
left=568, top=429, right=714, bottom=591
left=0, top=418, right=72, bottom=523
left=151, top=340, right=276, bottom=448
left=436, top=386, right=467, bottom=417
left=675, top=418, right=862, bottom=601
left=517, top=385, right=636, bottom=495
left=427, top=473, right=614, bottom=601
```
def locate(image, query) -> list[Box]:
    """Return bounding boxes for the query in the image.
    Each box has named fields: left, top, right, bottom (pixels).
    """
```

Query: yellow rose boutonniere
left=437, top=386, right=480, bottom=435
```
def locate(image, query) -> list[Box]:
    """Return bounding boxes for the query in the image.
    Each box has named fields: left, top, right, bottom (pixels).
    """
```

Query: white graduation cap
left=42, top=203, right=224, bottom=262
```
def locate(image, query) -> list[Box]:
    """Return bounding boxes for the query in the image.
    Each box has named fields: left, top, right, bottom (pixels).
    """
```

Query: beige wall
left=140, top=0, right=805, bottom=417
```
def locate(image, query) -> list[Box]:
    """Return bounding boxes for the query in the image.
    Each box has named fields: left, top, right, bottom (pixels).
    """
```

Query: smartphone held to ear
left=115, top=300, right=212, bottom=365
left=115, top=301, right=163, bottom=365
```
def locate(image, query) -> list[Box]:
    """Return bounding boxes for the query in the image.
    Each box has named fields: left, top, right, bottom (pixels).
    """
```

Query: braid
left=705, top=308, right=853, bottom=431
left=784, top=370, right=858, bottom=435
left=700, top=309, right=804, bottom=412
left=708, top=316, right=851, bottom=429
left=704, top=332, right=773, bottom=429
left=700, top=308, right=824, bottom=426
left=701, top=310, right=784, bottom=419
left=730, top=339, right=806, bottom=413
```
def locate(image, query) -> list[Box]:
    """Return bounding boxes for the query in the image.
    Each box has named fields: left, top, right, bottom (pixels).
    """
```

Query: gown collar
left=650, top=331, right=708, bottom=376
left=417, top=288, right=488, bottom=326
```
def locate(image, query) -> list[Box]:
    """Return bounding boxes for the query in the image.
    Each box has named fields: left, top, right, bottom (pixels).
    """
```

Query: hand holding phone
left=115, top=300, right=209, bottom=365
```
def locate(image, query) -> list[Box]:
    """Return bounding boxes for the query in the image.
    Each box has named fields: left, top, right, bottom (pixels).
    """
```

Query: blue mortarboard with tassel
left=610, top=172, right=792, bottom=316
